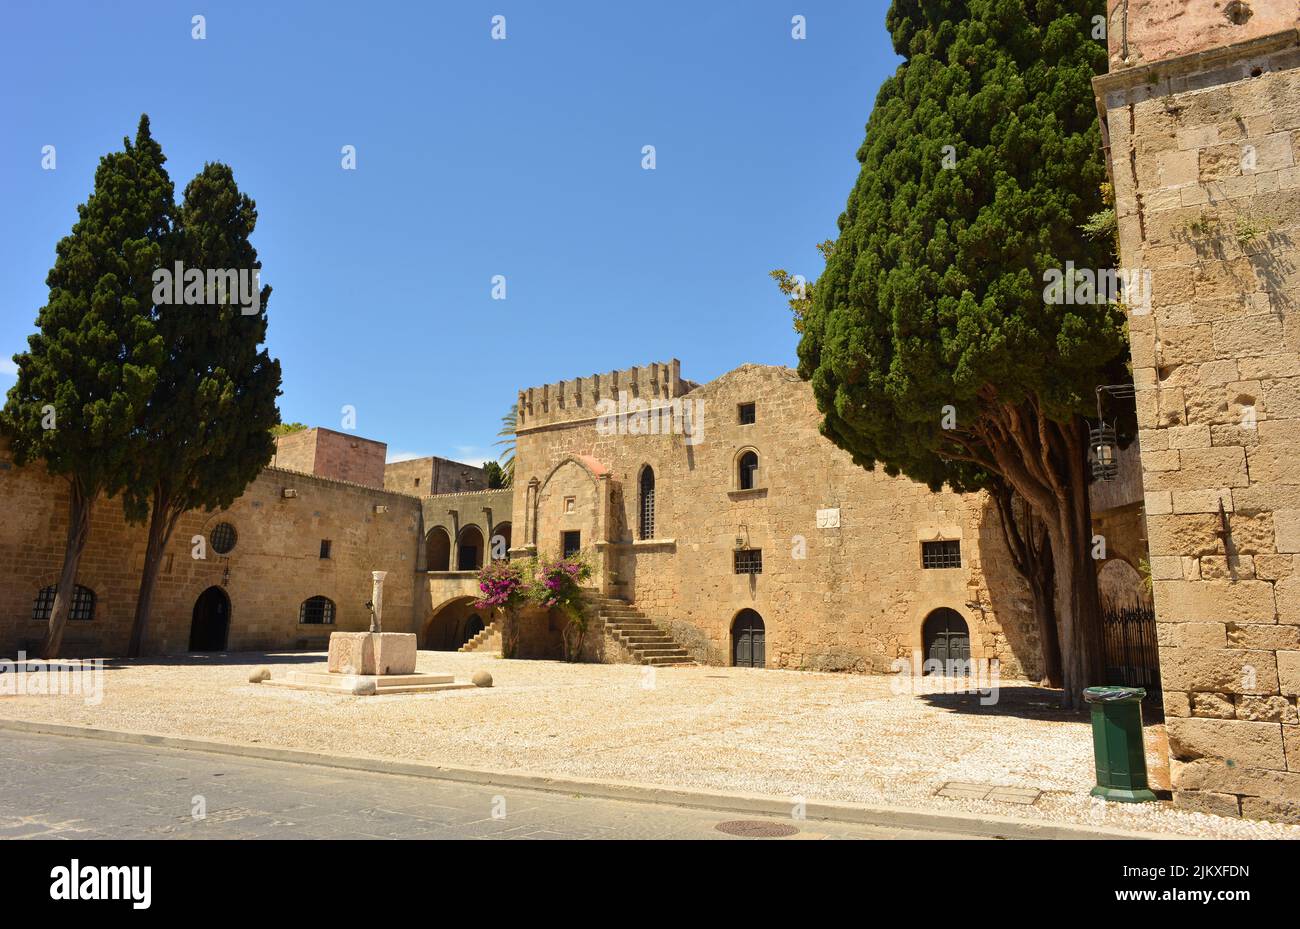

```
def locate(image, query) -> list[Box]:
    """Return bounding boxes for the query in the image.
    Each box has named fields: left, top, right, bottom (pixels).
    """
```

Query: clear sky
left=0, top=0, right=899, bottom=465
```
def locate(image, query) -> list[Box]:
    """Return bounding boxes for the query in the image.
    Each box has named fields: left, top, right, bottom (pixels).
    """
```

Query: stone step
left=643, top=655, right=694, bottom=666
left=633, top=647, right=688, bottom=656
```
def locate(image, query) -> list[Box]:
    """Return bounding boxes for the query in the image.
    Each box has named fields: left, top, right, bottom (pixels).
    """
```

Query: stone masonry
left=1095, top=1, right=1300, bottom=821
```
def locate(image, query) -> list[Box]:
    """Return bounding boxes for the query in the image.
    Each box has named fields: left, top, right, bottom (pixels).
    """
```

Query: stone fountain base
left=262, top=631, right=475, bottom=696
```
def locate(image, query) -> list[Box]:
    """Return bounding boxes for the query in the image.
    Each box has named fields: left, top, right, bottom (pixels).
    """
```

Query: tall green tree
left=0, top=116, right=170, bottom=658
left=797, top=0, right=1129, bottom=705
left=124, top=162, right=282, bottom=656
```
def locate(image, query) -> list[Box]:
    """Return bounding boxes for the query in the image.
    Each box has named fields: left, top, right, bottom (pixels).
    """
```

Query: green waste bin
left=1084, top=685, right=1156, bottom=803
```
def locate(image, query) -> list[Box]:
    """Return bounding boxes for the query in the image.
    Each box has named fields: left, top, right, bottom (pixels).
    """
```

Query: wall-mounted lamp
left=1090, top=384, right=1135, bottom=482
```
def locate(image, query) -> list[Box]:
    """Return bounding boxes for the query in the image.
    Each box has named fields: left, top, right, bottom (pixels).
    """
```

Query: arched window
left=457, top=525, right=484, bottom=571
left=426, top=526, right=452, bottom=571
left=299, top=596, right=336, bottom=625
left=639, top=466, right=655, bottom=540
left=738, top=451, right=759, bottom=490
left=31, top=585, right=96, bottom=622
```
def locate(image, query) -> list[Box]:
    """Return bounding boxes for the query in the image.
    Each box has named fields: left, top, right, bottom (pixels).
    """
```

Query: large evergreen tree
left=798, top=0, right=1129, bottom=704
left=1, top=116, right=170, bottom=658
left=124, top=163, right=282, bottom=656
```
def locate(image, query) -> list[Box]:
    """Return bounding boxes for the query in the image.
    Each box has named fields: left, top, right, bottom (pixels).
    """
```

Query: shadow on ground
left=919, top=684, right=1165, bottom=723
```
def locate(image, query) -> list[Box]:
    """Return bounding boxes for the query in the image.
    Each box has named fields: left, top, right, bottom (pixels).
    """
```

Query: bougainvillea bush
left=531, top=554, right=593, bottom=661
left=473, top=558, right=531, bottom=658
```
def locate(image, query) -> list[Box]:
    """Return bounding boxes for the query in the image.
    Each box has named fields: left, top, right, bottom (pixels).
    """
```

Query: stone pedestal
left=327, top=632, right=417, bottom=676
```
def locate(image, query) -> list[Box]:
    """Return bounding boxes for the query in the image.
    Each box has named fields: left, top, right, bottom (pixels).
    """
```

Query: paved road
left=0, top=731, right=982, bottom=840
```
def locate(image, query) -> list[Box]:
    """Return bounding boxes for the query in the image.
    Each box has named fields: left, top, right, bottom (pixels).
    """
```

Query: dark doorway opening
left=922, top=607, right=970, bottom=673
left=732, top=609, right=765, bottom=668
left=190, top=586, right=231, bottom=651
left=462, top=615, right=485, bottom=646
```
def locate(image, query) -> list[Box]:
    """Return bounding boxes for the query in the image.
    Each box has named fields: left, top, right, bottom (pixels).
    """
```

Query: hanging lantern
left=1090, top=421, right=1119, bottom=481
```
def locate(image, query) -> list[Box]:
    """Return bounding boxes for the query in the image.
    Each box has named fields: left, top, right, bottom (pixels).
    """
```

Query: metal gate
left=1101, top=603, right=1160, bottom=689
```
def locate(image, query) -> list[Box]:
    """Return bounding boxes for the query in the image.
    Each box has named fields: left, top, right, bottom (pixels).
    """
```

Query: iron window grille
left=639, top=467, right=656, bottom=540
left=734, top=549, right=763, bottom=575
left=299, top=597, right=336, bottom=625
left=209, top=522, right=237, bottom=554
left=562, top=531, right=582, bottom=558
left=320, top=539, right=332, bottom=559
left=738, top=402, right=756, bottom=425
left=31, top=585, right=95, bottom=622
left=921, top=540, right=962, bottom=569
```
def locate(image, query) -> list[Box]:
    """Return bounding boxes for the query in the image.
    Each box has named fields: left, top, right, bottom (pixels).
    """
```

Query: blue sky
left=0, top=0, right=899, bottom=465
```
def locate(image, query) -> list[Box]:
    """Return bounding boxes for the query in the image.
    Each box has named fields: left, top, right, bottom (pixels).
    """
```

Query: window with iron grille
left=639, top=466, right=655, bottom=539
left=209, top=522, right=237, bottom=554
left=31, top=585, right=95, bottom=622
left=562, top=530, right=582, bottom=558
left=299, top=596, right=336, bottom=625
left=738, top=402, right=756, bottom=425
left=734, top=549, right=763, bottom=575
left=320, top=539, right=332, bottom=559
left=921, top=540, right=962, bottom=569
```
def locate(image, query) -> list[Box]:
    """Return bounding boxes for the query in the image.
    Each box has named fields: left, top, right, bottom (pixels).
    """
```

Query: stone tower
left=1095, top=1, right=1300, bottom=820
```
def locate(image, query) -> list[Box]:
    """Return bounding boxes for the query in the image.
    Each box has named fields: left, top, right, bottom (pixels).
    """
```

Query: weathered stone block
left=1227, top=623, right=1300, bottom=650
left=1240, top=796, right=1300, bottom=824
left=1167, top=717, right=1286, bottom=770
left=1274, top=509, right=1300, bottom=553
left=1280, top=651, right=1300, bottom=696
left=326, top=632, right=417, bottom=675
left=1236, top=695, right=1298, bottom=724
left=1191, top=691, right=1234, bottom=718
left=1152, top=580, right=1276, bottom=625
left=1158, top=646, right=1278, bottom=694
left=1177, top=622, right=1228, bottom=649
left=1173, top=789, right=1240, bottom=817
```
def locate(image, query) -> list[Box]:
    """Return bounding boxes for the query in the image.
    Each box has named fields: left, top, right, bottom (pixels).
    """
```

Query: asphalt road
left=0, top=730, right=981, bottom=840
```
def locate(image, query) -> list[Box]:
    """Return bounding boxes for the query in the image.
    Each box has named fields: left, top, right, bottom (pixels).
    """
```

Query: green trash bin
left=1084, top=685, right=1156, bottom=803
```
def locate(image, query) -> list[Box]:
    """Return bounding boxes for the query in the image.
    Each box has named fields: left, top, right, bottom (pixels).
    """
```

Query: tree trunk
left=127, top=485, right=184, bottom=658
left=1027, top=538, right=1063, bottom=688
left=500, top=605, right=520, bottom=659
left=963, top=405, right=1107, bottom=709
left=42, top=479, right=93, bottom=660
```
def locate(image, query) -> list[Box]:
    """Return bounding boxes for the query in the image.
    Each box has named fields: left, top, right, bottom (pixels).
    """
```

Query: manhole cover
left=715, top=820, right=799, bottom=838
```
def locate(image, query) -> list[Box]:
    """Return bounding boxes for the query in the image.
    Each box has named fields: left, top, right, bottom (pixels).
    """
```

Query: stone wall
left=511, top=363, right=1042, bottom=678
left=272, top=427, right=387, bottom=490
left=0, top=438, right=423, bottom=656
left=384, top=456, right=490, bottom=495
left=1096, top=18, right=1300, bottom=820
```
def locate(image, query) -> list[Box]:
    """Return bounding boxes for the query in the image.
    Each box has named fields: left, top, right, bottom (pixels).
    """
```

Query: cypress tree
left=797, top=1, right=1129, bottom=704
left=1, top=116, right=170, bottom=658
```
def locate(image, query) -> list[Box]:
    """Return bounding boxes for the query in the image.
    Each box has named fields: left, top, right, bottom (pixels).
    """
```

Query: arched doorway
left=424, top=596, right=488, bottom=650
left=426, top=526, right=451, bottom=571
left=922, top=607, right=970, bottom=673
left=732, top=609, right=765, bottom=668
left=457, top=525, right=484, bottom=570
left=190, top=586, right=230, bottom=651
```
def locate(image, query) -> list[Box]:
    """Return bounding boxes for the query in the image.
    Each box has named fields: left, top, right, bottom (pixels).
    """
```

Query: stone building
left=0, top=359, right=1055, bottom=679
left=1094, top=0, right=1300, bottom=820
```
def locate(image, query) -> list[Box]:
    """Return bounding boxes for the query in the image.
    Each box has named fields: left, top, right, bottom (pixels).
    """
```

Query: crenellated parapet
left=515, top=360, right=696, bottom=429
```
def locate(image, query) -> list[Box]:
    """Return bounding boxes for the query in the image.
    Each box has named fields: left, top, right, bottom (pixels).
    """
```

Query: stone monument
left=264, top=570, right=474, bottom=695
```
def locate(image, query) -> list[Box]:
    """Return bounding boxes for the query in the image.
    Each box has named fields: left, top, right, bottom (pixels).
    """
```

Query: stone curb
left=0, top=716, right=1173, bottom=840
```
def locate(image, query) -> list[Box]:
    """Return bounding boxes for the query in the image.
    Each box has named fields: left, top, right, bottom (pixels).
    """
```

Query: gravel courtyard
left=1, top=650, right=1295, bottom=839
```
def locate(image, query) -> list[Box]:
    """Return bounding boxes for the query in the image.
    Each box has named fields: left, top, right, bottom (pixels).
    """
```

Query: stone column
left=371, top=571, right=387, bottom=633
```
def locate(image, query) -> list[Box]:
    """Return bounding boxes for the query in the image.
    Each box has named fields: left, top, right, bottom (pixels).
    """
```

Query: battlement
left=516, top=360, right=696, bottom=429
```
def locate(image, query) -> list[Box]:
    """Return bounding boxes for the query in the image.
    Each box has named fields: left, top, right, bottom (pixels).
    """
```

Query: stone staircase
left=588, top=595, right=694, bottom=666
left=459, top=621, right=500, bottom=654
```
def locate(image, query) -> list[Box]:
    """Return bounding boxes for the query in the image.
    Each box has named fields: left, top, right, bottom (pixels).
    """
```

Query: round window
left=209, top=522, right=237, bottom=555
